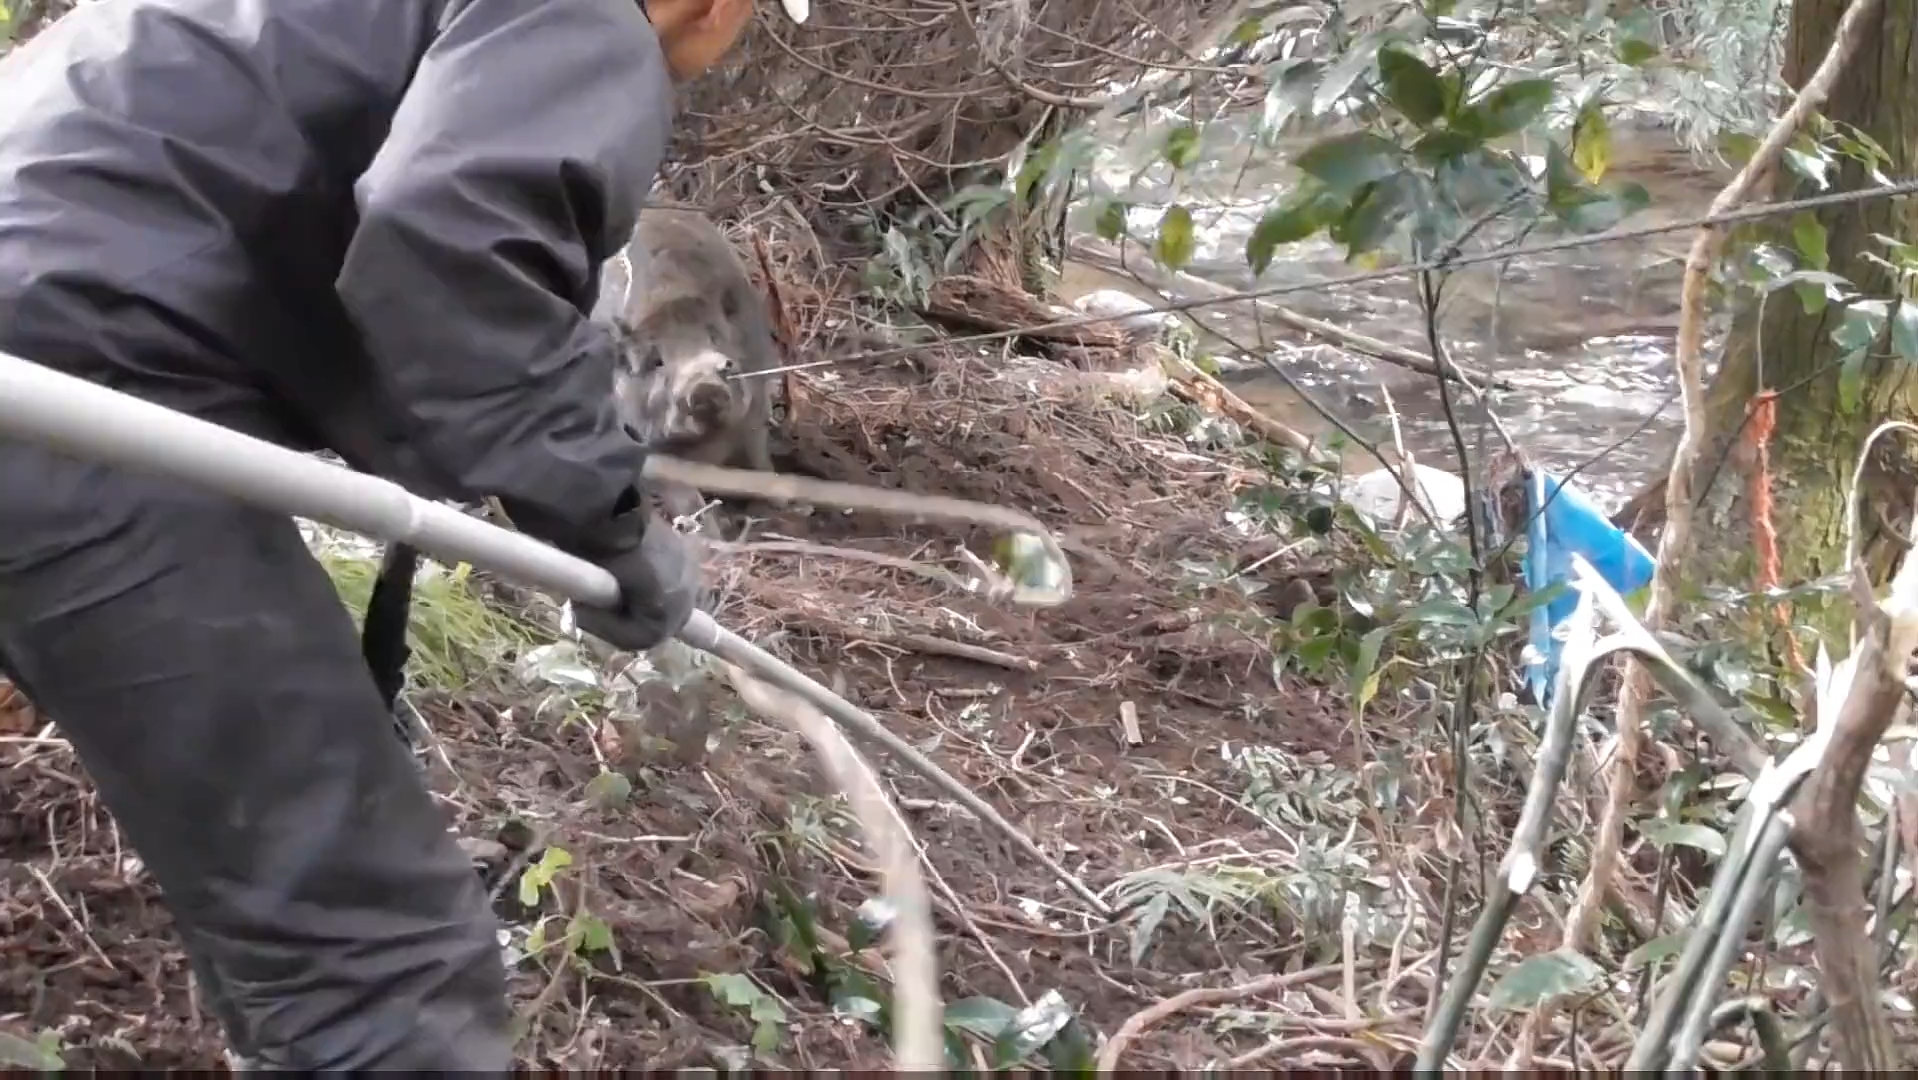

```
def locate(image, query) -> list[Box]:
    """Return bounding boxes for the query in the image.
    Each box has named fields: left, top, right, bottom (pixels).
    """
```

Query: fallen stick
left=1164, top=355, right=1316, bottom=456
left=722, top=662, right=942, bottom=1069
left=1096, top=960, right=1379, bottom=1072
left=644, top=455, right=1073, bottom=610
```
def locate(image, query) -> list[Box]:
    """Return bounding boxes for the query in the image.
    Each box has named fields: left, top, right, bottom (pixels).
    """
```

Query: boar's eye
left=637, top=343, right=664, bottom=375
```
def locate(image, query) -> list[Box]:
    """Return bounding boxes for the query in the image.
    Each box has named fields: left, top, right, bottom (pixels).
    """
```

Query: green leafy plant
left=701, top=972, right=789, bottom=1056
left=516, top=845, right=573, bottom=907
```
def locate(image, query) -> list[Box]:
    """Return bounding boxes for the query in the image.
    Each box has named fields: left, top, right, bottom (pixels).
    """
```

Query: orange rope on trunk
left=1745, top=390, right=1803, bottom=670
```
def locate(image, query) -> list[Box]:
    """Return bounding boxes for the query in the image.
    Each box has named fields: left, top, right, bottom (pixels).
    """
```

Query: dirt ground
left=0, top=341, right=1457, bottom=1070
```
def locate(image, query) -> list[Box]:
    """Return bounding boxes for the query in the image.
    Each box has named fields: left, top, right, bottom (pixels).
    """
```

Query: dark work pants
left=0, top=436, right=511, bottom=1071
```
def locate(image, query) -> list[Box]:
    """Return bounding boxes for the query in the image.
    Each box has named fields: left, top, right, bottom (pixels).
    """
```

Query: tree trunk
left=1685, top=0, right=1918, bottom=643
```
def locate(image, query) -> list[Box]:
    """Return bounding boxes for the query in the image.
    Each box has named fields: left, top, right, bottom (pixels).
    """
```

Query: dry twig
left=1096, top=960, right=1381, bottom=1072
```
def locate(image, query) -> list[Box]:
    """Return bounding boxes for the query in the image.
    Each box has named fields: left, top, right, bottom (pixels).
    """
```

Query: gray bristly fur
left=605, top=208, right=778, bottom=522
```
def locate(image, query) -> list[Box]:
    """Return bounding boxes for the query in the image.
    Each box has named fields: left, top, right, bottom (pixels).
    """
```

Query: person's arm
left=336, top=0, right=673, bottom=543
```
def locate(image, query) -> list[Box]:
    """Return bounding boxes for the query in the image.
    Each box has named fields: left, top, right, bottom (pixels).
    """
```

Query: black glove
left=571, top=514, right=700, bottom=650
left=499, top=489, right=701, bottom=651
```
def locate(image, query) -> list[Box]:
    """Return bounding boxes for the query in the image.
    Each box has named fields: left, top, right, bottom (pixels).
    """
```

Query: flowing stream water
left=1059, top=119, right=1731, bottom=509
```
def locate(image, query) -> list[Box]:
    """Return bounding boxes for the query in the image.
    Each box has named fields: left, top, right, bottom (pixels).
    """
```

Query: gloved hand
left=571, top=514, right=700, bottom=651
left=498, top=488, right=701, bottom=652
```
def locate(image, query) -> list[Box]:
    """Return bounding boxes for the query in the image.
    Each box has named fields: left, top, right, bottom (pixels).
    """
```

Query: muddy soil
left=0, top=351, right=1441, bottom=1070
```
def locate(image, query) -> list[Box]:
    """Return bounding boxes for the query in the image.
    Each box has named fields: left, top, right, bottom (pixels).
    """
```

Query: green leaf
left=942, top=1028, right=972, bottom=1069
left=1495, top=580, right=1571, bottom=624
left=1128, top=889, right=1170, bottom=965
left=1012, top=140, right=1060, bottom=204
left=1311, top=33, right=1384, bottom=116
left=1893, top=301, right=1918, bottom=361
left=702, top=971, right=760, bottom=1006
left=1432, top=148, right=1526, bottom=211
left=1352, top=625, right=1391, bottom=710
left=1544, top=142, right=1649, bottom=235
left=1295, top=132, right=1402, bottom=196
left=992, top=989, right=1076, bottom=1067
left=748, top=994, right=786, bottom=1026
left=1544, top=140, right=1586, bottom=204
left=1163, top=125, right=1202, bottom=170
left=1332, top=173, right=1414, bottom=258
left=1293, top=603, right=1338, bottom=636
left=517, top=847, right=567, bottom=909
left=947, top=184, right=1011, bottom=228
left=1260, top=56, right=1322, bottom=136
left=1486, top=948, right=1606, bottom=1010
left=833, top=991, right=884, bottom=1030
left=752, top=1017, right=783, bottom=1055
left=1377, top=45, right=1447, bottom=126
left=1246, top=194, right=1326, bottom=274
left=1719, top=131, right=1762, bottom=166
left=1782, top=146, right=1831, bottom=190
left=827, top=968, right=889, bottom=1032
left=0, top=1032, right=64, bottom=1071
left=1571, top=101, right=1611, bottom=183
left=944, top=996, right=1021, bottom=1040
left=1592, top=182, right=1650, bottom=228
left=1623, top=931, right=1687, bottom=971
left=1154, top=205, right=1196, bottom=270
left=584, top=769, right=633, bottom=809
left=1833, top=300, right=1888, bottom=351
left=571, top=912, right=617, bottom=955
left=1094, top=199, right=1128, bottom=242
left=1616, top=37, right=1658, bottom=67
left=704, top=968, right=785, bottom=1053
left=1464, top=78, right=1556, bottom=141
left=1638, top=819, right=1728, bottom=860
left=1293, top=632, right=1338, bottom=673
left=1837, top=347, right=1867, bottom=413
left=1792, top=214, right=1830, bottom=270
left=1411, top=128, right=1481, bottom=164
left=1402, top=598, right=1477, bottom=627
left=1043, top=1018, right=1097, bottom=1076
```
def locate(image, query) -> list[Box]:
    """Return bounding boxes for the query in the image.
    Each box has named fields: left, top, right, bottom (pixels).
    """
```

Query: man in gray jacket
left=0, top=0, right=790, bottom=1068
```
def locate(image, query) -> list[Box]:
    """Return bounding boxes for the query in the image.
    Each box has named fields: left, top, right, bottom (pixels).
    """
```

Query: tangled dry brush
left=666, top=0, right=1250, bottom=219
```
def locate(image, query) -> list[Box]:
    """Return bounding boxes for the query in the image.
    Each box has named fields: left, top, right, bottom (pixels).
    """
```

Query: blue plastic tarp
left=1523, top=470, right=1656, bottom=705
